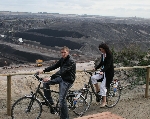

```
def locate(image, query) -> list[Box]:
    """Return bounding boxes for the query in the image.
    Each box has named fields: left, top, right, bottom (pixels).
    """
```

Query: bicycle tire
left=106, top=82, right=121, bottom=108
left=73, top=90, right=92, bottom=116
left=11, top=96, right=42, bottom=119
left=82, top=89, right=92, bottom=108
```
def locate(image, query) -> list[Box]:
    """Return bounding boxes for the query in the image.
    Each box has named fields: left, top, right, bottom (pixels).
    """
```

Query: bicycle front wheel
left=73, top=90, right=92, bottom=116
left=106, top=82, right=121, bottom=108
left=11, top=96, right=42, bottom=119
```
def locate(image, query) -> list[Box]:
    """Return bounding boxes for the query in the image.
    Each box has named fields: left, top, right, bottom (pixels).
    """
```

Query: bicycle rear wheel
left=11, top=96, right=42, bottom=119
left=106, top=82, right=121, bottom=108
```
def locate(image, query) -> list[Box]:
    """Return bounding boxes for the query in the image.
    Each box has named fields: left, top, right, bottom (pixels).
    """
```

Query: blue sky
left=0, top=0, right=150, bottom=18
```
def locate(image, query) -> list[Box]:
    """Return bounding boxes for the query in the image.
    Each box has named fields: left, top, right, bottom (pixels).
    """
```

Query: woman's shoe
left=96, top=95, right=101, bottom=102
left=100, top=103, right=107, bottom=108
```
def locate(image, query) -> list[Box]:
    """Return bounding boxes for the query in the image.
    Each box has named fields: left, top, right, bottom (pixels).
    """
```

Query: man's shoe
left=50, top=102, right=54, bottom=105
left=50, top=107, right=56, bottom=114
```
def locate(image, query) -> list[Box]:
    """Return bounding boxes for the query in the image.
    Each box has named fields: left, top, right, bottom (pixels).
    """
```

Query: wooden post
left=7, top=75, right=11, bottom=116
left=145, top=66, right=150, bottom=98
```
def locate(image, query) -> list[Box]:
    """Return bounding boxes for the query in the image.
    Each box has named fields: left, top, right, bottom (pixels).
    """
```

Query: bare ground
left=0, top=63, right=150, bottom=119
left=1, top=93, right=150, bottom=119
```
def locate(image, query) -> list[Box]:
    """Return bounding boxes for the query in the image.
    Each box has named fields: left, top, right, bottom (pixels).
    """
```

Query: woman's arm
left=101, top=54, right=113, bottom=72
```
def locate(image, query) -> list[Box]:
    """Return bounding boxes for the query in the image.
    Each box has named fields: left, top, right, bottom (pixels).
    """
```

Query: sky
left=0, top=0, right=150, bottom=18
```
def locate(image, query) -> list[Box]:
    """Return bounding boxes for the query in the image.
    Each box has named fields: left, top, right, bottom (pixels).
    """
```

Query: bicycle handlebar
left=83, top=69, right=94, bottom=76
left=34, top=72, right=43, bottom=81
left=84, top=69, right=102, bottom=76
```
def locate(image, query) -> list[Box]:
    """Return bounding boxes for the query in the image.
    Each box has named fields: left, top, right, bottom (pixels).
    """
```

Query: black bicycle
left=84, top=70, right=122, bottom=108
left=11, top=72, right=92, bottom=119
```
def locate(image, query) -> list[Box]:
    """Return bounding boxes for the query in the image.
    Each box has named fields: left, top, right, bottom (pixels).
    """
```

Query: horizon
left=0, top=11, right=149, bottom=20
left=0, top=0, right=150, bottom=19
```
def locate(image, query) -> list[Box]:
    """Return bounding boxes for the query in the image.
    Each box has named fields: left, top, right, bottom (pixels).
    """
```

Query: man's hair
left=61, top=46, right=70, bottom=52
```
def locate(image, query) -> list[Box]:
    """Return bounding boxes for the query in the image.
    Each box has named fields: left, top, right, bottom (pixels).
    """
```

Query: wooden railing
left=0, top=65, right=150, bottom=116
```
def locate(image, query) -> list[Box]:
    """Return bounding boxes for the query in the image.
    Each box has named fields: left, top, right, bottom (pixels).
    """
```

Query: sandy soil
left=1, top=92, right=150, bottom=119
left=0, top=62, right=150, bottom=119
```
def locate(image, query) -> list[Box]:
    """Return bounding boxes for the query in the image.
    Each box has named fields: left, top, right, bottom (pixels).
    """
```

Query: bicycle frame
left=33, top=73, right=90, bottom=115
left=24, top=74, right=58, bottom=114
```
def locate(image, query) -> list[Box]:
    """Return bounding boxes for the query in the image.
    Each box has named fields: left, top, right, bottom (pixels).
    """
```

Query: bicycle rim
left=11, top=97, right=42, bottom=119
left=106, top=85, right=121, bottom=108
left=81, top=90, right=92, bottom=108
left=73, top=92, right=91, bottom=116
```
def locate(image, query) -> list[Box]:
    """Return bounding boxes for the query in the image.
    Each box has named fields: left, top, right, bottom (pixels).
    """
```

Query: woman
left=91, top=43, right=114, bottom=107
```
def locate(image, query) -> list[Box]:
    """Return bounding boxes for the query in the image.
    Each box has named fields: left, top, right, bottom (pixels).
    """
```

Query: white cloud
left=0, top=0, right=150, bottom=18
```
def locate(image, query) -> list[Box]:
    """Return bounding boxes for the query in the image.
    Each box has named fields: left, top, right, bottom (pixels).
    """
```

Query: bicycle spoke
left=73, top=96, right=88, bottom=116
left=106, top=82, right=121, bottom=108
left=81, top=90, right=92, bottom=106
left=11, top=97, right=42, bottom=119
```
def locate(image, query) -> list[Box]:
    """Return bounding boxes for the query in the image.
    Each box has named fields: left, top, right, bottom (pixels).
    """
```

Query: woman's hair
left=98, top=43, right=111, bottom=54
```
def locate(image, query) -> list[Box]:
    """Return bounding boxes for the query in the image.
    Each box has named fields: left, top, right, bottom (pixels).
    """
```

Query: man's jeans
left=43, top=77, right=72, bottom=119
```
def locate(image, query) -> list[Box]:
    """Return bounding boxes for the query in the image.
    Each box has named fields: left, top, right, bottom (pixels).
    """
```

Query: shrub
left=111, top=45, right=149, bottom=66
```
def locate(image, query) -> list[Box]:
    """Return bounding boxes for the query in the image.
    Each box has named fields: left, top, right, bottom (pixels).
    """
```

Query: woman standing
left=91, top=43, right=114, bottom=107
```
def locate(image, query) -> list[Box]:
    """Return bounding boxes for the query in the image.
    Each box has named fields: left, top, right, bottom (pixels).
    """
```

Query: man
left=39, top=46, right=76, bottom=119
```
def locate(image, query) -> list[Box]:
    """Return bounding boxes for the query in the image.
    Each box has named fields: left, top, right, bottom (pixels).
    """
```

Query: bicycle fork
left=25, top=92, right=36, bottom=113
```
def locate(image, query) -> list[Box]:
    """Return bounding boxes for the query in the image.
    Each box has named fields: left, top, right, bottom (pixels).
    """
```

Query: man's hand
left=43, top=78, right=50, bottom=82
left=38, top=70, right=44, bottom=74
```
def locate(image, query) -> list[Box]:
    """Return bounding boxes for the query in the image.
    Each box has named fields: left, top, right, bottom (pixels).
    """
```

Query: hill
left=0, top=12, right=150, bottom=66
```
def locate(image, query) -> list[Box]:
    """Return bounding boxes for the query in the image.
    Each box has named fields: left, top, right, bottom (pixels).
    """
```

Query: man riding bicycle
left=39, top=46, right=76, bottom=119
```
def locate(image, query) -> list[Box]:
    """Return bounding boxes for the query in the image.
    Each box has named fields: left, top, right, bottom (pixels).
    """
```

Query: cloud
left=0, top=0, right=150, bottom=18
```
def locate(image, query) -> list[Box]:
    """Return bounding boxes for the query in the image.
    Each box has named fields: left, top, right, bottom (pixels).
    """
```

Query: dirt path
left=1, top=93, right=150, bottom=119
left=85, top=95, right=150, bottom=119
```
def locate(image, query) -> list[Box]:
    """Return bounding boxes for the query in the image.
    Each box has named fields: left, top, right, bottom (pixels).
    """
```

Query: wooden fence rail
left=0, top=65, right=150, bottom=116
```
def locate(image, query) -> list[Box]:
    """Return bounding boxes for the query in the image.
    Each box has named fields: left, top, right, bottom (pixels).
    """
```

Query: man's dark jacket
left=95, top=53, right=114, bottom=88
left=43, top=55, right=76, bottom=84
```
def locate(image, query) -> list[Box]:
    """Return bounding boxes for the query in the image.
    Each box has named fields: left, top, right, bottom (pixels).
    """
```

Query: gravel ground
left=1, top=91, right=150, bottom=119
left=0, top=64, right=150, bottom=119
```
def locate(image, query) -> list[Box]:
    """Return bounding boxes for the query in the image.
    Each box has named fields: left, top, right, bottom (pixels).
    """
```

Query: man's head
left=61, top=46, right=70, bottom=59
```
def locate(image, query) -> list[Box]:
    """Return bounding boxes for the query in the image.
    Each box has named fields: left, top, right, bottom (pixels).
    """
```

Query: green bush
left=111, top=45, right=149, bottom=66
